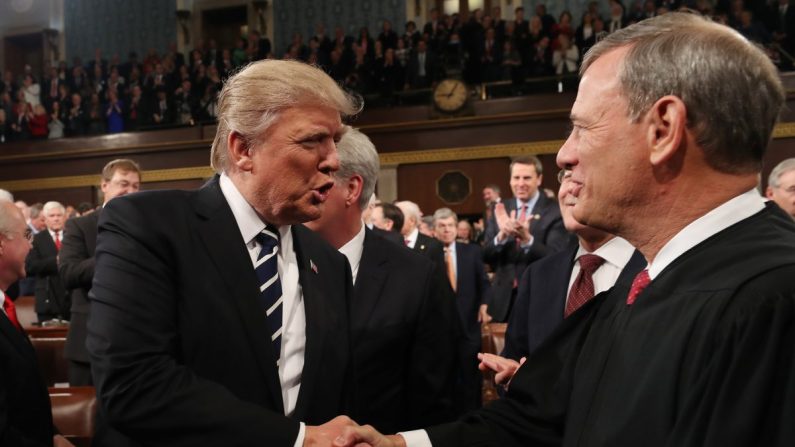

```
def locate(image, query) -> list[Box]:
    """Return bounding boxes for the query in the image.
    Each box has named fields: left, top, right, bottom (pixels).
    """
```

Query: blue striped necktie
left=254, top=227, right=283, bottom=365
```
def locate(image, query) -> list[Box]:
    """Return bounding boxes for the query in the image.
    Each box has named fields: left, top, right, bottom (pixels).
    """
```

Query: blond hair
left=210, top=59, right=362, bottom=173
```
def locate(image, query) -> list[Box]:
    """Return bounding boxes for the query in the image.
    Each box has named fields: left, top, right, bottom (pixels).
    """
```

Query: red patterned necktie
left=564, top=254, right=605, bottom=317
left=2, top=295, right=23, bottom=332
left=54, top=231, right=62, bottom=251
left=626, top=269, right=651, bottom=305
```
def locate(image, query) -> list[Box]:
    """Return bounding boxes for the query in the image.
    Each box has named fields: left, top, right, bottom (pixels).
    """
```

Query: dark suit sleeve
left=87, top=199, right=300, bottom=446
left=472, top=244, right=490, bottom=307
left=405, top=262, right=458, bottom=429
left=59, top=218, right=94, bottom=290
left=525, top=216, right=570, bottom=261
left=24, top=235, right=57, bottom=277
left=502, top=266, right=531, bottom=361
left=0, top=378, right=49, bottom=447
left=425, top=298, right=602, bottom=447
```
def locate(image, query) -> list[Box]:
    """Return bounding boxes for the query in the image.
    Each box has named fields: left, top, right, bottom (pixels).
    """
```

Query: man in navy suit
left=59, top=158, right=141, bottom=386
left=305, top=127, right=458, bottom=433
left=483, top=155, right=573, bottom=322
left=479, top=169, right=645, bottom=384
left=433, top=207, right=491, bottom=413
left=87, top=60, right=362, bottom=446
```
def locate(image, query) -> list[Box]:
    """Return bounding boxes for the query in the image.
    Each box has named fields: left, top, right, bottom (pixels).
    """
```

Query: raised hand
left=477, top=353, right=527, bottom=388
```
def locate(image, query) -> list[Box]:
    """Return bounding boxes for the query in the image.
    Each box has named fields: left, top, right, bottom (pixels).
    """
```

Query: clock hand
left=446, top=83, right=459, bottom=98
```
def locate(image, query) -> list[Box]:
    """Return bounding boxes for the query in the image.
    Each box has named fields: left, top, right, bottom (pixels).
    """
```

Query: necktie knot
left=255, top=227, right=279, bottom=254
left=626, top=269, right=651, bottom=305
left=578, top=254, right=605, bottom=275
left=564, top=253, right=605, bottom=318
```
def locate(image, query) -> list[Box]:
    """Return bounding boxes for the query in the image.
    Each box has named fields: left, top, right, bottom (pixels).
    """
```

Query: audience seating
left=481, top=322, right=508, bottom=403
left=28, top=326, right=69, bottom=386
left=49, top=386, right=97, bottom=447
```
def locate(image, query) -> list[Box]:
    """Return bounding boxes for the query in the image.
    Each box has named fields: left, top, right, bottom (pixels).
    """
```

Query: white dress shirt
left=219, top=174, right=307, bottom=446
left=401, top=189, right=765, bottom=447
left=405, top=227, right=419, bottom=249
left=566, top=237, right=638, bottom=307
left=339, top=222, right=366, bottom=284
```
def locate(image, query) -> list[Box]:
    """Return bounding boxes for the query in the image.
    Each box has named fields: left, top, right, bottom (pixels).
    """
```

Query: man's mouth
left=312, top=182, right=334, bottom=202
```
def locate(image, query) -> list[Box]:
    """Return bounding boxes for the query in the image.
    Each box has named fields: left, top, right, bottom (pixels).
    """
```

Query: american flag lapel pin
left=310, top=259, right=318, bottom=274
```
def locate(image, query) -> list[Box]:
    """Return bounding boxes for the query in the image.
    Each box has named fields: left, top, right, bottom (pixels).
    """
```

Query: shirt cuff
left=519, top=235, right=534, bottom=249
left=292, top=422, right=306, bottom=447
left=493, top=235, right=508, bottom=246
left=399, top=429, right=433, bottom=447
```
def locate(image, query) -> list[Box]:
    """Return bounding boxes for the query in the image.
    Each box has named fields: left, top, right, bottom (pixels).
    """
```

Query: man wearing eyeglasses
left=766, top=158, right=795, bottom=219
left=59, top=158, right=141, bottom=386
left=0, top=201, right=75, bottom=447
left=478, top=169, right=645, bottom=383
left=25, top=201, right=70, bottom=322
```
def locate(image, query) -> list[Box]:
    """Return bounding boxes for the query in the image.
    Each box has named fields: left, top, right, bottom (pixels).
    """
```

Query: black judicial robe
left=427, top=203, right=795, bottom=446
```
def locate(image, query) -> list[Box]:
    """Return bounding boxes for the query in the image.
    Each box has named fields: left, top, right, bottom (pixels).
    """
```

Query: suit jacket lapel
left=290, top=225, right=332, bottom=420
left=0, top=314, right=34, bottom=358
left=352, top=230, right=389, bottom=339
left=192, top=178, right=285, bottom=414
left=551, top=245, right=578, bottom=318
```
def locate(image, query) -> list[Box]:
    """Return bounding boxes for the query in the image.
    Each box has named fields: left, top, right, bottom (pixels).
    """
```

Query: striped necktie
left=254, top=227, right=283, bottom=365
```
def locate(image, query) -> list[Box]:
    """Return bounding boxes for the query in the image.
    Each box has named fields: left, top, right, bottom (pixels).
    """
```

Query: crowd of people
left=3, top=7, right=795, bottom=447
left=2, top=0, right=794, bottom=144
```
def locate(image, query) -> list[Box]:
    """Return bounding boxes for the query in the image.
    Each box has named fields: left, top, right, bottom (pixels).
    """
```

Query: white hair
left=43, top=201, right=65, bottom=214
left=0, top=189, right=13, bottom=203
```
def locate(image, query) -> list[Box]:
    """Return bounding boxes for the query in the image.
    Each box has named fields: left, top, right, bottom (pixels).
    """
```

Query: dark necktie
left=626, top=269, right=651, bottom=305
left=564, top=254, right=605, bottom=317
left=2, top=295, right=23, bottom=332
left=254, top=227, right=283, bottom=365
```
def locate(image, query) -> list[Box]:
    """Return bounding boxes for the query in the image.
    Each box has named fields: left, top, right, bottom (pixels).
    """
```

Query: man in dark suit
left=396, top=200, right=445, bottom=268
left=483, top=155, right=573, bottom=322
left=432, top=207, right=491, bottom=413
left=87, top=59, right=363, bottom=446
left=59, top=159, right=141, bottom=386
left=0, top=201, right=73, bottom=447
left=25, top=201, right=70, bottom=322
left=306, top=127, right=458, bottom=433
left=370, top=202, right=405, bottom=246
left=338, top=13, right=795, bottom=447
left=480, top=169, right=645, bottom=383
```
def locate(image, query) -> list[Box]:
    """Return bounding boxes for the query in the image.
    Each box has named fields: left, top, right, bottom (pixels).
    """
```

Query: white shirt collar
left=445, top=241, right=457, bottom=255
left=219, top=173, right=292, bottom=245
left=575, top=236, right=636, bottom=269
left=648, top=189, right=764, bottom=279
left=49, top=229, right=61, bottom=239
left=406, top=227, right=419, bottom=247
left=339, top=222, right=366, bottom=284
left=0, top=290, right=6, bottom=313
left=517, top=190, right=540, bottom=213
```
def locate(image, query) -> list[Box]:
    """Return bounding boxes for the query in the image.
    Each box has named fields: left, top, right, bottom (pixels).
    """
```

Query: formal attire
left=0, top=291, right=55, bottom=446
left=342, top=227, right=458, bottom=433
left=59, top=209, right=101, bottom=385
left=405, top=228, right=445, bottom=268
left=87, top=175, right=353, bottom=447
left=483, top=193, right=574, bottom=322
left=502, top=237, right=645, bottom=360
left=445, top=241, right=491, bottom=412
left=25, top=229, right=70, bottom=321
left=405, top=190, right=795, bottom=447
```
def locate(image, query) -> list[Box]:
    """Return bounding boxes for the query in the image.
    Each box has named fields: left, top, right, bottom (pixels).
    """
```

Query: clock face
left=433, top=79, right=468, bottom=113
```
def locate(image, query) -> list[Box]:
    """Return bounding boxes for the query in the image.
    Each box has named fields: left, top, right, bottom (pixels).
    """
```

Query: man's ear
left=227, top=131, right=254, bottom=172
left=646, top=95, right=687, bottom=167
left=346, top=175, right=364, bottom=207
left=766, top=186, right=775, bottom=200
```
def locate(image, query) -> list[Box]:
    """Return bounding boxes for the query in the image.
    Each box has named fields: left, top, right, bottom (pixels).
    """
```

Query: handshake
left=305, top=352, right=527, bottom=447
left=304, top=416, right=405, bottom=447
